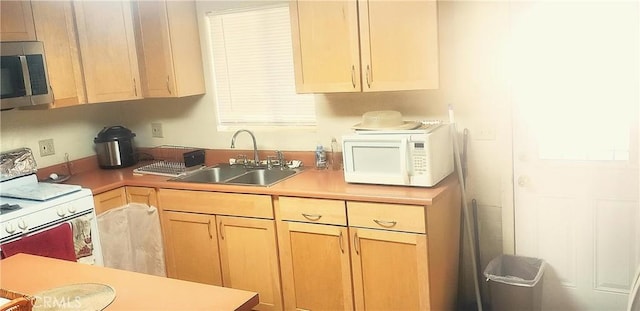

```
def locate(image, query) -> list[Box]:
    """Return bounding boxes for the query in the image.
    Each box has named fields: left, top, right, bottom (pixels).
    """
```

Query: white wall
left=0, top=103, right=124, bottom=167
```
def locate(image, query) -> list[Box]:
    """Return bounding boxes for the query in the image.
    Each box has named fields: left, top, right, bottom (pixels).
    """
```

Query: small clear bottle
left=315, top=144, right=327, bottom=170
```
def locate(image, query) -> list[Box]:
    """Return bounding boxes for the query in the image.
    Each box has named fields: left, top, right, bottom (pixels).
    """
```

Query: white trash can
left=483, top=254, right=545, bottom=311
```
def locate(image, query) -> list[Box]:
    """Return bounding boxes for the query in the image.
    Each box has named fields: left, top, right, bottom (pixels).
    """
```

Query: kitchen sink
left=224, top=169, right=298, bottom=186
left=174, top=165, right=247, bottom=183
left=170, top=164, right=302, bottom=186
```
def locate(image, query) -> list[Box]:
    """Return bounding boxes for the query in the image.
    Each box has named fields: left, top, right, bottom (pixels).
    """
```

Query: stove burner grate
left=0, top=203, right=21, bottom=215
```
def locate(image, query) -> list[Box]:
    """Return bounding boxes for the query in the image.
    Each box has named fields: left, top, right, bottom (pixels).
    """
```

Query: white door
left=511, top=2, right=639, bottom=311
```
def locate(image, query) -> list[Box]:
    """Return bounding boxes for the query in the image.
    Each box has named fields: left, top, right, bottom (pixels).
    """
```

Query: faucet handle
left=267, top=156, right=276, bottom=169
left=236, top=154, right=248, bottom=165
left=275, top=150, right=286, bottom=168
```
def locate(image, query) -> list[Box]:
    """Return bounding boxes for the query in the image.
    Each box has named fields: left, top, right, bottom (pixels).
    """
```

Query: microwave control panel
left=410, top=141, right=428, bottom=174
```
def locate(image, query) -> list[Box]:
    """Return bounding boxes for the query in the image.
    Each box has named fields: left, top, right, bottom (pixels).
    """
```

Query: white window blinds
left=207, top=5, right=315, bottom=127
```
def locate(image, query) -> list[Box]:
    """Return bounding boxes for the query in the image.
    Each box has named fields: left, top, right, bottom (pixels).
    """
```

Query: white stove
left=0, top=174, right=91, bottom=240
left=0, top=174, right=103, bottom=265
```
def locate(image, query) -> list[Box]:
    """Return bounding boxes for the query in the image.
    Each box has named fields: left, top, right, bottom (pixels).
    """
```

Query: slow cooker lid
left=94, top=125, right=136, bottom=143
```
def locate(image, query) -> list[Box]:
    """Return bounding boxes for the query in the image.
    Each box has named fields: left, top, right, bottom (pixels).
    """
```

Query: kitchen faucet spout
left=230, top=129, right=259, bottom=166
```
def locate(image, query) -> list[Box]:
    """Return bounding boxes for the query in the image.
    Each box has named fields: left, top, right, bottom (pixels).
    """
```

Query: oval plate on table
left=33, top=283, right=115, bottom=311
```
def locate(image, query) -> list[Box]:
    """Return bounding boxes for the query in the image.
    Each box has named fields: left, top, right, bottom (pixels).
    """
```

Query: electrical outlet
left=39, top=139, right=55, bottom=157
left=151, top=123, right=163, bottom=138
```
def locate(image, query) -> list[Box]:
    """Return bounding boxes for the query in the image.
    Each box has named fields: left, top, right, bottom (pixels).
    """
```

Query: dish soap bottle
left=315, top=144, right=327, bottom=170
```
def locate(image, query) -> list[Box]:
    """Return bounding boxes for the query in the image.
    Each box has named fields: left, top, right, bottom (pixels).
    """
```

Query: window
left=207, top=5, right=315, bottom=128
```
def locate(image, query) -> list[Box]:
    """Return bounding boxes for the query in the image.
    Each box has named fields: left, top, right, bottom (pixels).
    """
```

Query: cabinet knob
left=517, top=175, right=530, bottom=187
left=518, top=153, right=529, bottom=162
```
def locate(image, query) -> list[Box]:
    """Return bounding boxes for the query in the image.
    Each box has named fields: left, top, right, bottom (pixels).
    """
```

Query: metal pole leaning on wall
left=448, top=104, right=483, bottom=311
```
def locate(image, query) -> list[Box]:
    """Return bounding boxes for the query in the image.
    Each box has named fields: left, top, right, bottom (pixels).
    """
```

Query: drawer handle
left=373, top=219, right=397, bottom=228
left=302, top=213, right=322, bottom=221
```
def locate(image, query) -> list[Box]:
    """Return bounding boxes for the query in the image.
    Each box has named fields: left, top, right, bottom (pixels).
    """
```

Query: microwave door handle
left=400, top=138, right=410, bottom=184
left=19, top=55, right=32, bottom=96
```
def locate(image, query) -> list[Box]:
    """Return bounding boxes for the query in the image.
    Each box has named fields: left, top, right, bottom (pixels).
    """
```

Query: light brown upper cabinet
left=133, top=0, right=205, bottom=98
left=31, top=1, right=87, bottom=108
left=0, top=1, right=36, bottom=42
left=74, top=0, right=142, bottom=104
left=290, top=0, right=439, bottom=93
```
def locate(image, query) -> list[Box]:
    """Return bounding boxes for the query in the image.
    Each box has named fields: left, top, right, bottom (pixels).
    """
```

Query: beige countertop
left=43, top=157, right=457, bottom=206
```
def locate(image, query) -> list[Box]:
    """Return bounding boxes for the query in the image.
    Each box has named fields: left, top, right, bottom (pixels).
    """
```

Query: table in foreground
left=0, top=254, right=259, bottom=310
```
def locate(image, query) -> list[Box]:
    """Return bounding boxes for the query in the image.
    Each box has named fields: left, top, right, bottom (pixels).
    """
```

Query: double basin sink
left=170, top=163, right=303, bottom=187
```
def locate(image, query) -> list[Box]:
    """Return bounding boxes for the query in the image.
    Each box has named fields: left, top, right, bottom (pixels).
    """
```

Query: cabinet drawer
left=347, top=201, right=425, bottom=233
left=278, top=197, right=346, bottom=226
left=158, top=189, right=273, bottom=219
left=94, top=187, right=127, bottom=215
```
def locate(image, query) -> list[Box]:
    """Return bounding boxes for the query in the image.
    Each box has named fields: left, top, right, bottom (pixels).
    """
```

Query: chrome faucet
left=230, top=129, right=259, bottom=166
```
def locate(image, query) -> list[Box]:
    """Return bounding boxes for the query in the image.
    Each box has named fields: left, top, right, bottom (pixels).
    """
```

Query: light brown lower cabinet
left=93, top=187, right=127, bottom=215
left=161, top=211, right=223, bottom=286
left=93, top=186, right=157, bottom=215
left=277, top=190, right=461, bottom=311
left=350, top=227, right=429, bottom=310
left=218, top=216, right=282, bottom=311
left=125, top=186, right=158, bottom=207
left=278, top=221, right=353, bottom=310
left=157, top=186, right=459, bottom=311
left=158, top=189, right=283, bottom=311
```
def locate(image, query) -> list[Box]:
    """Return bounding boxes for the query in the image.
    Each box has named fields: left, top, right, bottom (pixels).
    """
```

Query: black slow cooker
left=94, top=125, right=137, bottom=169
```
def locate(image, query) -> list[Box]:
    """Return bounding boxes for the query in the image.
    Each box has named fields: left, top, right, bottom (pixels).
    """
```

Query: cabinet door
left=278, top=221, right=353, bottom=310
left=31, top=1, right=86, bottom=108
left=125, top=186, right=157, bottom=207
left=350, top=227, right=430, bottom=311
left=218, top=216, right=282, bottom=311
left=93, top=188, right=127, bottom=215
left=358, top=0, right=439, bottom=91
left=0, top=1, right=36, bottom=41
left=290, top=0, right=361, bottom=93
left=134, top=0, right=204, bottom=97
left=74, top=0, right=142, bottom=103
left=162, top=211, right=223, bottom=286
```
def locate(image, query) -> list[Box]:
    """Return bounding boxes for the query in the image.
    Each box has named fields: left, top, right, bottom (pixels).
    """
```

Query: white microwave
left=342, top=124, right=454, bottom=187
